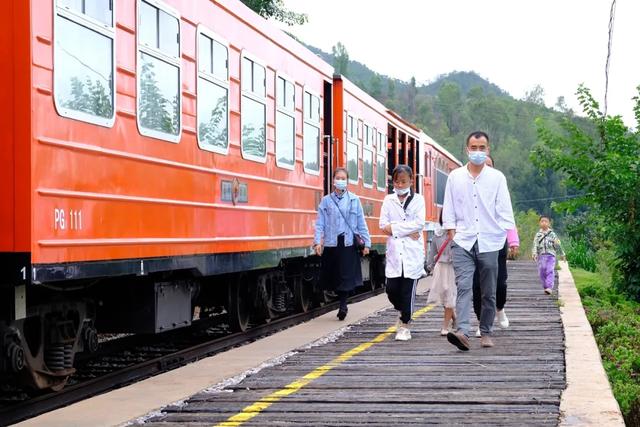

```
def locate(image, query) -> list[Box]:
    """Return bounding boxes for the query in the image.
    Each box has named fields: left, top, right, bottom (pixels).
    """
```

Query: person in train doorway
left=313, top=167, right=371, bottom=321
left=472, top=155, right=520, bottom=337
left=442, top=131, right=515, bottom=351
left=379, top=165, right=426, bottom=341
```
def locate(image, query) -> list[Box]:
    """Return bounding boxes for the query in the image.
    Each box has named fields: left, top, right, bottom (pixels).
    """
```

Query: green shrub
left=573, top=267, right=640, bottom=423
left=565, top=238, right=596, bottom=272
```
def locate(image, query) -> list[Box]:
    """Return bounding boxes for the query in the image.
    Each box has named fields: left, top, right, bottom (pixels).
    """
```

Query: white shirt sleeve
left=442, top=173, right=456, bottom=230
left=379, top=197, right=391, bottom=229
left=391, top=195, right=425, bottom=238
left=495, top=175, right=515, bottom=230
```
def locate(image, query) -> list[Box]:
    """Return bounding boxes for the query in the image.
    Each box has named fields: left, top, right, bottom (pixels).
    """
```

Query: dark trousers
left=473, top=239, right=508, bottom=320
left=386, top=276, right=417, bottom=324
left=337, top=290, right=349, bottom=310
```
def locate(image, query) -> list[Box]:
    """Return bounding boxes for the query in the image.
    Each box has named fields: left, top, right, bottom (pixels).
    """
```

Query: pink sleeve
left=507, top=228, right=519, bottom=247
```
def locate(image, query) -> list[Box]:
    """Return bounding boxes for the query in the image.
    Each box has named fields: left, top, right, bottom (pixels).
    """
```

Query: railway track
left=0, top=288, right=383, bottom=426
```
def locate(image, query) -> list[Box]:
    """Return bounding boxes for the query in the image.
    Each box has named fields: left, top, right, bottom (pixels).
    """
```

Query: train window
left=347, top=142, right=359, bottom=184
left=58, top=0, right=112, bottom=26
left=376, top=153, right=386, bottom=191
left=377, top=131, right=385, bottom=152
left=276, top=76, right=295, bottom=169
left=137, top=0, right=181, bottom=142
left=53, top=0, right=115, bottom=127
left=347, top=115, right=356, bottom=141
left=303, top=90, right=320, bottom=174
left=363, top=148, right=373, bottom=187
left=364, top=125, right=375, bottom=147
left=435, top=168, right=448, bottom=206
left=241, top=54, right=266, bottom=162
left=197, top=28, right=229, bottom=154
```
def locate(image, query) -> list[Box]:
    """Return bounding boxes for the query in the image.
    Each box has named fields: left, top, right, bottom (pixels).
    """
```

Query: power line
left=604, top=0, right=617, bottom=116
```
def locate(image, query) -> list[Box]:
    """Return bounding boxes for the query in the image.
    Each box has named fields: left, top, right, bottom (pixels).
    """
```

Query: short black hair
left=466, top=131, right=490, bottom=146
left=333, top=167, right=349, bottom=179
left=392, top=164, right=413, bottom=181
left=539, top=215, right=551, bottom=221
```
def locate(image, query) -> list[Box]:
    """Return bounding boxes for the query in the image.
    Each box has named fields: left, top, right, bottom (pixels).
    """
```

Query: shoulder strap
left=434, top=237, right=451, bottom=264
left=402, top=191, right=415, bottom=212
left=537, top=231, right=551, bottom=245
left=330, top=193, right=358, bottom=235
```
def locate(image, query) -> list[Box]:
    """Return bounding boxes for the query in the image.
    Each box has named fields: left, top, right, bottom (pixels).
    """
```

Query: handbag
left=330, top=193, right=366, bottom=251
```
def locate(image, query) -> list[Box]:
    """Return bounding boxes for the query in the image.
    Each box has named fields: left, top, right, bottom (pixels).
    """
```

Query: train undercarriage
left=0, top=252, right=385, bottom=391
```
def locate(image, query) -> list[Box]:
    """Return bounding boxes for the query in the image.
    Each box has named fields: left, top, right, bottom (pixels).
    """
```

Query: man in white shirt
left=442, top=131, right=515, bottom=350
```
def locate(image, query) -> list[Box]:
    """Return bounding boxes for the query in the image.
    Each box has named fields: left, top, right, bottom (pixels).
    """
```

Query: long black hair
left=392, top=164, right=413, bottom=181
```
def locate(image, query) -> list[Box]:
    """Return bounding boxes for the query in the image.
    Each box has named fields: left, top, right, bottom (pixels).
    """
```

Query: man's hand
left=382, top=224, right=393, bottom=236
left=447, top=229, right=456, bottom=240
left=508, top=245, right=519, bottom=259
left=533, top=254, right=538, bottom=262
left=362, top=247, right=370, bottom=256
left=409, top=232, right=420, bottom=240
left=314, top=244, right=323, bottom=256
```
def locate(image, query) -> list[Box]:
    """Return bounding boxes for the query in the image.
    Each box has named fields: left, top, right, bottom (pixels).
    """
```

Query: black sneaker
left=447, top=331, right=471, bottom=351
left=337, top=308, right=348, bottom=321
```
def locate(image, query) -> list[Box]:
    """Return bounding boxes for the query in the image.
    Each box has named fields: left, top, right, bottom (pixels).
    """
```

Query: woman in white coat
left=380, top=165, right=426, bottom=341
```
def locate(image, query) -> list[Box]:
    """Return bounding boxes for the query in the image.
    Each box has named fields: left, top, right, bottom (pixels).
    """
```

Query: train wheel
left=293, top=275, right=313, bottom=313
left=227, top=274, right=250, bottom=332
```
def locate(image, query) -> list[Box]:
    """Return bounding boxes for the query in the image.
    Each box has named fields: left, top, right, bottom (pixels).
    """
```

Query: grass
left=572, top=267, right=640, bottom=425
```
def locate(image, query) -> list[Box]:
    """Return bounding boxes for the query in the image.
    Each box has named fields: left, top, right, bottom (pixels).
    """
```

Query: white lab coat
left=379, top=192, right=426, bottom=279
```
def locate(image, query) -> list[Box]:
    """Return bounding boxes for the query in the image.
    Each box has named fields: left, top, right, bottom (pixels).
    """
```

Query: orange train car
left=0, top=0, right=458, bottom=390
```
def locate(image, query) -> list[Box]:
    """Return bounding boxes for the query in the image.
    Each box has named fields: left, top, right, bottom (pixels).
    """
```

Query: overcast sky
left=279, top=0, right=639, bottom=125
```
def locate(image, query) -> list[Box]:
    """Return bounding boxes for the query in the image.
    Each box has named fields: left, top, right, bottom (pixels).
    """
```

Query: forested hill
left=304, top=43, right=573, bottom=216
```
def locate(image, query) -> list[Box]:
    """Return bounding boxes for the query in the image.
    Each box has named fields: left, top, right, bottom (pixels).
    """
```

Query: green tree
left=407, top=76, right=417, bottom=120
left=65, top=76, right=113, bottom=118
left=533, top=85, right=640, bottom=298
left=437, top=82, right=463, bottom=138
left=240, top=0, right=308, bottom=26
left=524, top=84, right=545, bottom=106
left=369, top=74, right=383, bottom=100
left=139, top=61, right=177, bottom=134
left=332, top=42, right=349, bottom=77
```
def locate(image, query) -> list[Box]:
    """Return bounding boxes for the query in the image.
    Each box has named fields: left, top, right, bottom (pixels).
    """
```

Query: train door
left=322, top=80, right=333, bottom=195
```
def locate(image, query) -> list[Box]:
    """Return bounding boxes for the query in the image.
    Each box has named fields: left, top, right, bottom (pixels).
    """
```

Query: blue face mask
left=394, top=187, right=411, bottom=196
left=468, top=150, right=487, bottom=165
left=334, top=179, right=347, bottom=190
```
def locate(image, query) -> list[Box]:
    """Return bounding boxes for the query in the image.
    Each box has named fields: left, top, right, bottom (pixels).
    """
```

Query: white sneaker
left=497, top=310, right=509, bottom=328
left=475, top=327, right=481, bottom=338
left=395, top=326, right=412, bottom=341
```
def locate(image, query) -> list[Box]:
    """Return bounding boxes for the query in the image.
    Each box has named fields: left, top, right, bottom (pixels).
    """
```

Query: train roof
left=419, top=131, right=462, bottom=166
left=338, top=75, right=421, bottom=136
left=229, top=0, right=334, bottom=78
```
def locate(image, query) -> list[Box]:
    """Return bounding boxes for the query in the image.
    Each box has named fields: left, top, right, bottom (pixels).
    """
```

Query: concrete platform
left=558, top=260, right=624, bottom=425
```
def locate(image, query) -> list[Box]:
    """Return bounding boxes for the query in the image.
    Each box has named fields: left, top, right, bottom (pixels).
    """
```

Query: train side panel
left=30, top=0, right=333, bottom=280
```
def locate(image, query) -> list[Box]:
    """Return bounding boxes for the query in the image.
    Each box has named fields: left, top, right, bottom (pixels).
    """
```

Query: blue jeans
left=452, top=242, right=498, bottom=336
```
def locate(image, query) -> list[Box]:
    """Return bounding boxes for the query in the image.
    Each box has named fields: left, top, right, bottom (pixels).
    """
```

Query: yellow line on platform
left=214, top=304, right=435, bottom=427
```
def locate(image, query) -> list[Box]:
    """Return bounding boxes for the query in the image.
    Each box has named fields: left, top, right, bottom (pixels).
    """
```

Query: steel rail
left=0, top=288, right=383, bottom=426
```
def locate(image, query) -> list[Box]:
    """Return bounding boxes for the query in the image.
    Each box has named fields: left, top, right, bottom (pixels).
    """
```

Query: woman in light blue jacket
left=313, top=168, right=371, bottom=321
